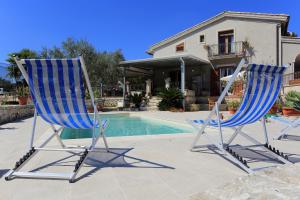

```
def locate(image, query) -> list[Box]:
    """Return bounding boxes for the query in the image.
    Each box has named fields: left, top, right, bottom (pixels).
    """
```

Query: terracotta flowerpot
left=268, top=105, right=278, bottom=114
left=228, top=108, right=236, bottom=115
left=18, top=96, right=28, bottom=105
left=87, top=107, right=94, bottom=113
left=178, top=108, right=184, bottom=112
left=282, top=107, right=300, bottom=116
left=97, top=104, right=103, bottom=111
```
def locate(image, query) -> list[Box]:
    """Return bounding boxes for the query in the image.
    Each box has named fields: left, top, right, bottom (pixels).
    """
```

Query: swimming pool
left=60, top=114, right=193, bottom=139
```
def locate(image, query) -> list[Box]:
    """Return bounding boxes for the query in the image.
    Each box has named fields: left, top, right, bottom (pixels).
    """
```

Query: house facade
left=120, top=11, right=300, bottom=107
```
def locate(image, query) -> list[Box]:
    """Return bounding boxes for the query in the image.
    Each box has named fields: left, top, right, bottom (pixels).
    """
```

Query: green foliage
left=16, top=86, right=29, bottom=97
left=0, top=78, right=13, bottom=91
left=85, top=88, right=101, bottom=100
left=157, top=88, right=183, bottom=111
left=6, top=38, right=125, bottom=90
left=227, top=100, right=240, bottom=110
left=130, top=93, right=144, bottom=108
left=6, top=49, right=38, bottom=82
left=285, top=91, right=300, bottom=111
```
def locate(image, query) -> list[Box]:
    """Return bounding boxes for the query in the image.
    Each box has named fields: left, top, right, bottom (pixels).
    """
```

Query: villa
left=2, top=8, right=300, bottom=200
left=120, top=11, right=300, bottom=109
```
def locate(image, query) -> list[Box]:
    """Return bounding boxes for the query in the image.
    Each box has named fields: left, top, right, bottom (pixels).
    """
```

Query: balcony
left=283, top=71, right=300, bottom=86
left=207, top=41, right=245, bottom=60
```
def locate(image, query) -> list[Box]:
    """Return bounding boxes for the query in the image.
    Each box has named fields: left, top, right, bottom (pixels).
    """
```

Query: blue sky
left=0, top=0, right=299, bottom=67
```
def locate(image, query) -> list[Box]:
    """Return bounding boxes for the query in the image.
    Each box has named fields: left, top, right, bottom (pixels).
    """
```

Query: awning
left=119, top=55, right=209, bottom=77
left=220, top=71, right=245, bottom=82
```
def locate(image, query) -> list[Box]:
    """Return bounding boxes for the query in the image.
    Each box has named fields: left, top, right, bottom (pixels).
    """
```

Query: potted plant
left=227, top=100, right=240, bottom=114
left=268, top=101, right=278, bottom=114
left=282, top=91, right=300, bottom=116
left=208, top=96, right=218, bottom=110
left=129, top=93, right=144, bottom=111
left=87, top=105, right=94, bottom=113
left=97, top=103, right=103, bottom=111
left=17, top=86, right=29, bottom=105
left=157, top=88, right=184, bottom=111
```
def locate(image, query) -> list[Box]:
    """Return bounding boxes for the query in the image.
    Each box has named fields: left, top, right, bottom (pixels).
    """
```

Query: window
left=218, top=30, right=234, bottom=54
left=219, top=65, right=236, bottom=93
left=200, top=35, right=205, bottom=43
left=176, top=42, right=184, bottom=52
left=219, top=66, right=236, bottom=78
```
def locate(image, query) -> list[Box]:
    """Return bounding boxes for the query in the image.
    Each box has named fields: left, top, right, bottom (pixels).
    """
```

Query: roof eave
left=147, top=11, right=289, bottom=54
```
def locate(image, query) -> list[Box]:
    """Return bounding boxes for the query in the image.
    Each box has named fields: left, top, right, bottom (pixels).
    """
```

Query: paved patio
left=0, top=111, right=300, bottom=200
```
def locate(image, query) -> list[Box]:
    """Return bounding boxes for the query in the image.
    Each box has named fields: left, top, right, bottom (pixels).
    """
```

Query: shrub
left=285, top=91, right=300, bottom=111
left=157, top=88, right=183, bottom=111
left=16, top=86, right=29, bottom=97
left=227, top=100, right=240, bottom=110
left=129, top=93, right=144, bottom=108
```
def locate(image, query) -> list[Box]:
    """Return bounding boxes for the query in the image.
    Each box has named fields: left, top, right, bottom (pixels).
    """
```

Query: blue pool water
left=60, top=114, right=193, bottom=139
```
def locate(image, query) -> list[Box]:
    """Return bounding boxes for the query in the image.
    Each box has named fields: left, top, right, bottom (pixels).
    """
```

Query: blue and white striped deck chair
left=5, top=56, right=109, bottom=183
left=189, top=59, right=291, bottom=173
left=270, top=115, right=300, bottom=140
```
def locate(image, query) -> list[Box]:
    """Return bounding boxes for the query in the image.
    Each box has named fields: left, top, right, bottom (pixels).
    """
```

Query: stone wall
left=102, top=97, right=124, bottom=107
left=85, top=97, right=124, bottom=108
left=0, top=105, right=35, bottom=125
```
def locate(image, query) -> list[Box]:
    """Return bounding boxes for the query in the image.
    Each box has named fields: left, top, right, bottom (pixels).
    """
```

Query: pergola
left=119, top=55, right=209, bottom=107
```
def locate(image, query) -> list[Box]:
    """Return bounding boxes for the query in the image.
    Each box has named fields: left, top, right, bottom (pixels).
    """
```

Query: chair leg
left=215, top=102, right=224, bottom=147
left=273, top=118, right=300, bottom=140
left=275, top=126, right=291, bottom=140
left=261, top=117, right=269, bottom=144
left=69, top=149, right=89, bottom=183
left=188, top=120, right=209, bottom=150
left=51, top=125, right=65, bottom=148
left=237, top=130, right=292, bottom=164
left=226, top=126, right=243, bottom=145
left=202, top=133, right=253, bottom=173
left=102, top=134, right=109, bottom=152
left=4, top=130, right=57, bottom=181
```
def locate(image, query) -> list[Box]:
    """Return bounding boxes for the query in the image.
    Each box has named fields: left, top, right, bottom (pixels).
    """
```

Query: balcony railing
left=282, top=71, right=300, bottom=86
left=207, top=41, right=245, bottom=59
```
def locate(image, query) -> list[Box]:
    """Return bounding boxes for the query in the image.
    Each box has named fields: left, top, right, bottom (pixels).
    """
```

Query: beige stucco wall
left=152, top=18, right=279, bottom=65
left=281, top=38, right=300, bottom=74
left=283, top=84, right=300, bottom=93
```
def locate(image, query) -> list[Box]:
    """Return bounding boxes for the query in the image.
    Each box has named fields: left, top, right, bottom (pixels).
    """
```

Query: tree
left=6, top=49, right=38, bottom=83
left=60, top=38, right=125, bottom=87
left=0, top=77, right=13, bottom=91
left=6, top=38, right=125, bottom=93
left=62, top=38, right=99, bottom=84
left=40, top=46, right=64, bottom=58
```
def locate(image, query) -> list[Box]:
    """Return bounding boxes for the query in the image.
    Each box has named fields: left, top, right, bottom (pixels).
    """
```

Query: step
left=148, top=99, right=161, bottom=103
left=148, top=103, right=159, bottom=106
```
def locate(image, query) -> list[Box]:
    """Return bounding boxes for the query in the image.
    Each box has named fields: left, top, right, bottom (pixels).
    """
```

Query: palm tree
left=6, top=49, right=38, bottom=83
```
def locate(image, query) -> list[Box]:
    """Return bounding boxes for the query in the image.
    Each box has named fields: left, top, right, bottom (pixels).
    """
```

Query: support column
left=123, top=67, right=126, bottom=105
left=164, top=77, right=171, bottom=89
left=180, top=57, right=185, bottom=110
left=126, top=81, right=130, bottom=95
left=145, top=79, right=152, bottom=97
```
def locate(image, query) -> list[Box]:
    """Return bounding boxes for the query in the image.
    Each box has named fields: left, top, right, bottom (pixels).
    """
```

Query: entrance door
left=192, top=75, right=203, bottom=96
left=169, top=70, right=181, bottom=88
left=210, top=68, right=220, bottom=96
